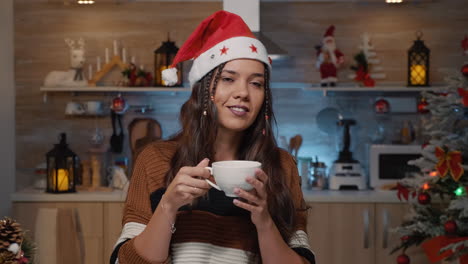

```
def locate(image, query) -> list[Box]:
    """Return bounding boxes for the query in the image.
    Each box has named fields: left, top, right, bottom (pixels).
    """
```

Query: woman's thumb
left=196, top=158, right=210, bottom=167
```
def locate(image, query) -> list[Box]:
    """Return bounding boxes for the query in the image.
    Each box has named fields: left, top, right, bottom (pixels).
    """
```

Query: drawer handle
left=363, top=209, right=369, bottom=249
left=382, top=209, right=389, bottom=249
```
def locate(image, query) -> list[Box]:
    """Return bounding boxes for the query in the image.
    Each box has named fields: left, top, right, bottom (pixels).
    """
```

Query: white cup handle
left=204, top=167, right=221, bottom=191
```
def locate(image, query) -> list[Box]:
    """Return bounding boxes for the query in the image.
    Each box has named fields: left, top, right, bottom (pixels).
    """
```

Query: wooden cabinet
left=307, top=202, right=427, bottom=264
left=13, top=201, right=124, bottom=264
left=103, top=202, right=125, bottom=262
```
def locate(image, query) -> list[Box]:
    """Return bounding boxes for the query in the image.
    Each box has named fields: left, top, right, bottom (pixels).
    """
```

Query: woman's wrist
left=160, top=195, right=178, bottom=216
left=255, top=216, right=275, bottom=234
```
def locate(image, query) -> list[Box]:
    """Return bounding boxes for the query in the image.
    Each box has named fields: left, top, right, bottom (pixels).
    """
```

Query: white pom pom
left=162, top=67, right=178, bottom=86
left=8, top=243, right=20, bottom=254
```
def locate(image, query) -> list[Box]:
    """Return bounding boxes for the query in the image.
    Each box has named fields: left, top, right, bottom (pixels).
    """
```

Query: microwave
left=369, top=144, right=422, bottom=190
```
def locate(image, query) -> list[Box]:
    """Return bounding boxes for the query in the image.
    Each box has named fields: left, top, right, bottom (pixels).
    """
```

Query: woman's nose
left=233, top=82, right=249, bottom=99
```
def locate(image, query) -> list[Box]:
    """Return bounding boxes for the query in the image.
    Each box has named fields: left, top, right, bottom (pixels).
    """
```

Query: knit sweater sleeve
left=112, top=142, right=175, bottom=264
left=279, top=150, right=316, bottom=264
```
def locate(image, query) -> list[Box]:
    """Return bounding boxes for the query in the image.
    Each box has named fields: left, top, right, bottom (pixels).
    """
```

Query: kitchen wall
left=15, top=0, right=468, bottom=189
left=1, top=0, right=15, bottom=216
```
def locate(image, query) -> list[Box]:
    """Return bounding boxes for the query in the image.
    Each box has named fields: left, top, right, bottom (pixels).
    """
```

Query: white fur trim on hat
left=188, top=36, right=271, bottom=88
left=162, top=67, right=178, bottom=86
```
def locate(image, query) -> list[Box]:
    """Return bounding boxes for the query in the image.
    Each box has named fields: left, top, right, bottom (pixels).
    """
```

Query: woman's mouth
left=228, top=105, right=249, bottom=116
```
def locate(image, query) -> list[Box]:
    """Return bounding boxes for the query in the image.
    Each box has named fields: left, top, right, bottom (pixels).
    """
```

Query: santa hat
left=323, top=25, right=335, bottom=41
left=162, top=11, right=272, bottom=87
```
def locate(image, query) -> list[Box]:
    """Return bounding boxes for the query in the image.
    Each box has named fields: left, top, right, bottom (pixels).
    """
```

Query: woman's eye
left=221, top=77, right=234, bottom=83
left=251, top=82, right=264, bottom=88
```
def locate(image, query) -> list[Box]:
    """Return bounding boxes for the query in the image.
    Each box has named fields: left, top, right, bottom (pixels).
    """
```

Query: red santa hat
left=323, top=25, right=335, bottom=41
left=162, top=11, right=272, bottom=87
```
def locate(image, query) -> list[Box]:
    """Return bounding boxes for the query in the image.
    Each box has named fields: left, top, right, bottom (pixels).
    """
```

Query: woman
left=111, top=11, right=315, bottom=264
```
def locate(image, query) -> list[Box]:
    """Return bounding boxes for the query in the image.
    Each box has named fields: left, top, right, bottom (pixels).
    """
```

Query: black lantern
left=154, top=35, right=182, bottom=86
left=46, top=133, right=77, bottom=193
left=408, top=31, right=430, bottom=87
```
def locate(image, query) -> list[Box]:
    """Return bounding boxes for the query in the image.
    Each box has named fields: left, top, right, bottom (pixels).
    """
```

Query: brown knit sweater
left=111, top=140, right=315, bottom=264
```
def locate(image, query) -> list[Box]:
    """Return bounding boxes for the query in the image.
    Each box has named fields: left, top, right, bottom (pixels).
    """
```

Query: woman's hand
left=162, top=158, right=212, bottom=214
left=233, top=169, right=273, bottom=230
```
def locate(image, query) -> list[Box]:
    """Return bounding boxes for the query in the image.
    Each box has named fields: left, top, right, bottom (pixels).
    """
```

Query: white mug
left=65, top=101, right=85, bottom=115
left=205, top=160, right=261, bottom=197
left=85, top=101, right=103, bottom=115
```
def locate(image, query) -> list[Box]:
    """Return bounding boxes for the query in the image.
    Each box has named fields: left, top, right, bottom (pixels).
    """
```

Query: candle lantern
left=408, top=31, right=430, bottom=87
left=154, top=36, right=182, bottom=86
left=46, top=133, right=77, bottom=193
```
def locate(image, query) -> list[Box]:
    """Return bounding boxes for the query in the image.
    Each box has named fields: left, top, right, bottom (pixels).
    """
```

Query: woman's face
left=211, top=59, right=266, bottom=134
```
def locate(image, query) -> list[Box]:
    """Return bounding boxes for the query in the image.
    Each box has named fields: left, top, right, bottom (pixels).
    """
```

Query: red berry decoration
left=418, top=192, right=431, bottom=205
left=417, top=98, right=429, bottom=114
left=397, top=253, right=410, bottom=264
left=444, top=220, right=457, bottom=235
left=374, top=98, right=390, bottom=114
left=462, top=64, right=468, bottom=77
left=400, top=235, right=410, bottom=242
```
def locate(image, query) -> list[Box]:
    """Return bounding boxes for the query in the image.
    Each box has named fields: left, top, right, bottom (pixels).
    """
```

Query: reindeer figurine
left=43, top=38, right=87, bottom=87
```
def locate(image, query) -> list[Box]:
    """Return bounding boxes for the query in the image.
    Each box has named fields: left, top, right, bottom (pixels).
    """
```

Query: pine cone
left=0, top=250, right=16, bottom=263
left=0, top=218, right=23, bottom=250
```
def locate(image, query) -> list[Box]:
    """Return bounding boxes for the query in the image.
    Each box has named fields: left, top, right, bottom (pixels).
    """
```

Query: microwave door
left=371, top=153, right=421, bottom=189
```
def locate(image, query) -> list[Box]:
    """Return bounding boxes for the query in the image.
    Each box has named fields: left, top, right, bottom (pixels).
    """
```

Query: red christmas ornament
left=397, top=253, right=410, bottom=264
left=458, top=88, right=468, bottom=107
left=374, top=98, right=390, bottom=114
left=444, top=220, right=457, bottom=235
left=417, top=98, right=429, bottom=114
left=112, top=94, right=127, bottom=114
left=418, top=192, right=431, bottom=205
left=462, top=64, right=468, bottom=77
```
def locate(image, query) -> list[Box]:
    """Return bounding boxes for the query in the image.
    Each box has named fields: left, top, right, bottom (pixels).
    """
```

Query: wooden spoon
left=294, top=135, right=303, bottom=159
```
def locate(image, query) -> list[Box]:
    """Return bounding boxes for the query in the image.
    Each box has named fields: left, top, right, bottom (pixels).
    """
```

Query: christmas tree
left=349, top=33, right=386, bottom=86
left=391, top=54, right=468, bottom=263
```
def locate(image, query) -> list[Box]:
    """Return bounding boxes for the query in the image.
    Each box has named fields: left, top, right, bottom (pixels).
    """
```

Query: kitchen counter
left=12, top=188, right=402, bottom=203
left=11, top=188, right=127, bottom=202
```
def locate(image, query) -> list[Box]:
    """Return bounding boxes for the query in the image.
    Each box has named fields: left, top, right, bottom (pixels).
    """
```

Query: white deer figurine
left=43, top=38, right=87, bottom=87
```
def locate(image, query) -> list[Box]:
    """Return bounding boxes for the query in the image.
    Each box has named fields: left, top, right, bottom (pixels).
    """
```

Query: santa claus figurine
left=315, top=25, right=345, bottom=87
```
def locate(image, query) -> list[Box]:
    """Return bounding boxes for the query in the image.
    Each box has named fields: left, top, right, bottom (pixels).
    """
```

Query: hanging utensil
left=294, top=135, right=303, bottom=160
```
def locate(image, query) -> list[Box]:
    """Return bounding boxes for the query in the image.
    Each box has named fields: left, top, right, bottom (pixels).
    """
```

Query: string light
left=454, top=186, right=466, bottom=196
left=386, top=0, right=403, bottom=3
left=422, top=183, right=430, bottom=190
left=77, top=0, right=95, bottom=4
left=429, top=171, right=438, bottom=177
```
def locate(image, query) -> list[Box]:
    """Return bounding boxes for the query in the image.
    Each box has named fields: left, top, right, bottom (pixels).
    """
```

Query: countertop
left=12, top=188, right=403, bottom=203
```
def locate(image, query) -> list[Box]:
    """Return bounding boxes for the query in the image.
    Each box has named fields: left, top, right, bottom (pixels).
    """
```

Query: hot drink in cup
left=205, top=160, right=261, bottom=197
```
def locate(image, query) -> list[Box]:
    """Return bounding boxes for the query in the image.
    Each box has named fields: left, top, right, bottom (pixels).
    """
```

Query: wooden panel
left=13, top=202, right=104, bottom=264
left=103, top=202, right=125, bottom=263
left=375, top=203, right=428, bottom=264
left=306, top=203, right=331, bottom=264
left=328, top=203, right=375, bottom=264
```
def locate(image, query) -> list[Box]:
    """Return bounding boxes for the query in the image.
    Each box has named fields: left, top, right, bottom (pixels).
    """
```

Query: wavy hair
left=165, top=62, right=296, bottom=242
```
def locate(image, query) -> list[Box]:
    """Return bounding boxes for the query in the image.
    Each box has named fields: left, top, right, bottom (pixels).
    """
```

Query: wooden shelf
left=40, top=86, right=191, bottom=92
left=39, top=84, right=446, bottom=101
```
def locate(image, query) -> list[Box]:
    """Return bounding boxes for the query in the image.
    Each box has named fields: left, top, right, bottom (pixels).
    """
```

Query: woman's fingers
left=234, top=187, right=262, bottom=206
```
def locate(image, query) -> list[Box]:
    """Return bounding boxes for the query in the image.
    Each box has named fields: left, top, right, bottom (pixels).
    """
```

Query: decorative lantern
left=46, top=133, right=77, bottom=193
left=154, top=35, right=182, bottom=87
left=408, top=31, right=430, bottom=87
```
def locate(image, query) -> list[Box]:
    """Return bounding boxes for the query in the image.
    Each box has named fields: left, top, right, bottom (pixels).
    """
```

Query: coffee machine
left=328, top=119, right=367, bottom=190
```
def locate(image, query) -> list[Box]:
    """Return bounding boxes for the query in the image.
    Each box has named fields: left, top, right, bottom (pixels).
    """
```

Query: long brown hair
left=165, top=61, right=296, bottom=242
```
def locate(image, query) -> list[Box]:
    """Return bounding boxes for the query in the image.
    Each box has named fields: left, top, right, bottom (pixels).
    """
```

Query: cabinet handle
left=382, top=209, right=389, bottom=249
left=363, top=209, right=369, bottom=249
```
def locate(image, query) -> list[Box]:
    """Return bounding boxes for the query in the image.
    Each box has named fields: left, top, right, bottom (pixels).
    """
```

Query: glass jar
left=308, top=159, right=327, bottom=190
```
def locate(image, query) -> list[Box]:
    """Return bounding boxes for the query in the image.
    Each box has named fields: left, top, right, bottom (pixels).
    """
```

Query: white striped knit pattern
left=171, top=242, right=259, bottom=264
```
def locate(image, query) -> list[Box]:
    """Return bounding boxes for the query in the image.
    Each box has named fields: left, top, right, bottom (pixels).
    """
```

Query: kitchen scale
left=329, top=119, right=367, bottom=190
